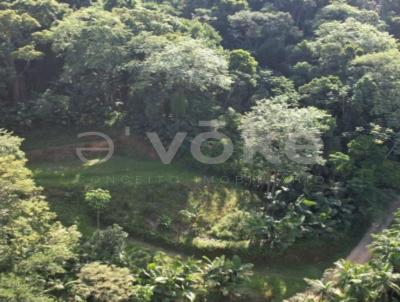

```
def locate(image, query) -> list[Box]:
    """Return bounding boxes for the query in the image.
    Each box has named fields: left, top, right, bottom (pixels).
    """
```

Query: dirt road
left=346, top=201, right=400, bottom=264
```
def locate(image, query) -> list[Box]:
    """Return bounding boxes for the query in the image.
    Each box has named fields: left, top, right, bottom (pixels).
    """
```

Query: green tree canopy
left=131, top=37, right=231, bottom=130
left=0, top=9, right=42, bottom=102
left=350, top=49, right=400, bottom=130
left=51, top=7, right=132, bottom=125
left=314, top=2, right=383, bottom=28
left=227, top=9, right=302, bottom=68
left=0, top=130, right=80, bottom=300
left=240, top=98, right=333, bottom=181
left=308, top=18, right=397, bottom=75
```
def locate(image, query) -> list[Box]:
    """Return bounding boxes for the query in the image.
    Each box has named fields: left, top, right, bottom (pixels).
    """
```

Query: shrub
left=73, top=262, right=135, bottom=302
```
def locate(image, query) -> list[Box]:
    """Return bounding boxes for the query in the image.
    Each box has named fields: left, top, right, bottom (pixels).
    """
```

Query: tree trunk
left=96, top=210, right=100, bottom=229
left=11, top=74, right=27, bottom=103
left=8, top=60, right=27, bottom=103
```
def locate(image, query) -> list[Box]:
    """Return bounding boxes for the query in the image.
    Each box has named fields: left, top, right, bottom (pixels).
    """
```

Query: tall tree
left=239, top=97, right=332, bottom=186
left=314, top=2, right=383, bottom=28
left=0, top=10, right=42, bottom=103
left=51, top=7, right=132, bottom=126
left=0, top=130, right=80, bottom=300
left=350, top=49, right=400, bottom=131
left=306, top=18, right=397, bottom=75
left=227, top=9, right=302, bottom=69
left=0, top=0, right=69, bottom=104
left=131, top=37, right=231, bottom=133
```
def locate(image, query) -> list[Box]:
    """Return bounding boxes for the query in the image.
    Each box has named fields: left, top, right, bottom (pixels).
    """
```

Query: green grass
left=27, top=154, right=368, bottom=301
left=29, top=155, right=259, bottom=240
left=21, top=124, right=368, bottom=301
left=253, top=232, right=364, bottom=299
left=20, top=127, right=85, bottom=150
left=28, top=155, right=206, bottom=238
left=30, top=155, right=202, bottom=189
left=29, top=155, right=261, bottom=248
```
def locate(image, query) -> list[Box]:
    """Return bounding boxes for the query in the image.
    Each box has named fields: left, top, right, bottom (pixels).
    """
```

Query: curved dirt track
left=27, top=142, right=400, bottom=265
left=346, top=200, right=400, bottom=264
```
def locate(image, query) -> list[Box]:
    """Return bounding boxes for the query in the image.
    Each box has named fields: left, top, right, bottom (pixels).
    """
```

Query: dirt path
left=129, top=200, right=400, bottom=265
left=129, top=238, right=184, bottom=258
left=26, top=134, right=157, bottom=162
left=346, top=200, right=400, bottom=264
left=29, top=140, right=400, bottom=266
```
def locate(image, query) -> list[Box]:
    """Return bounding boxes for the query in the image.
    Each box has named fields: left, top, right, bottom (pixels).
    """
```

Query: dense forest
left=1, top=0, right=400, bottom=301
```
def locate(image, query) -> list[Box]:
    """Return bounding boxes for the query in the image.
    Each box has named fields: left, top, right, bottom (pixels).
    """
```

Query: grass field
left=27, top=152, right=366, bottom=301
left=30, top=156, right=202, bottom=188
left=29, top=154, right=204, bottom=235
left=23, top=127, right=366, bottom=300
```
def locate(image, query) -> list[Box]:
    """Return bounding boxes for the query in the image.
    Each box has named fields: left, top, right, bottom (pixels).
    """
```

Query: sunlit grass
left=28, top=154, right=366, bottom=301
left=29, top=155, right=203, bottom=189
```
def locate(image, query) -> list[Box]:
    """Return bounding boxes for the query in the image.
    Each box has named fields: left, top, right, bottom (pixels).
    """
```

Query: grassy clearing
left=23, top=126, right=368, bottom=300
left=30, top=156, right=202, bottom=188
left=28, top=154, right=366, bottom=301
left=29, top=155, right=204, bottom=237
left=29, top=155, right=261, bottom=248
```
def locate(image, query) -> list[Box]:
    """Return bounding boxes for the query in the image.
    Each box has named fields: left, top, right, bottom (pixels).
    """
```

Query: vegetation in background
left=1, top=0, right=400, bottom=300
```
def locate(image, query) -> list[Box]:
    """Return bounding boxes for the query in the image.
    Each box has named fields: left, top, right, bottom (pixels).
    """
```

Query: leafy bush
left=73, top=262, right=136, bottom=302
left=288, top=210, right=400, bottom=302
left=204, top=255, right=254, bottom=301
left=82, top=224, right=128, bottom=265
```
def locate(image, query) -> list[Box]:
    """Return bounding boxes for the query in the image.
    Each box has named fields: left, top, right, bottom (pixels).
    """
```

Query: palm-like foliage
left=203, top=255, right=253, bottom=301
left=371, top=212, right=400, bottom=270
left=291, top=212, right=400, bottom=302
